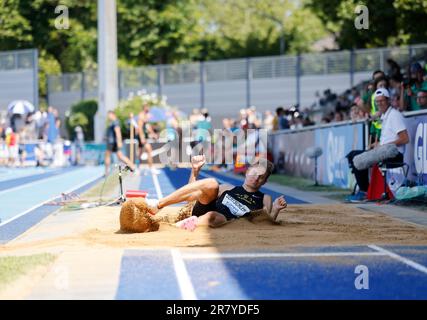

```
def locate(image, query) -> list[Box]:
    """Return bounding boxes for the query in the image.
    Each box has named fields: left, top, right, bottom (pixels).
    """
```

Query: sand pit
left=1, top=203, right=427, bottom=254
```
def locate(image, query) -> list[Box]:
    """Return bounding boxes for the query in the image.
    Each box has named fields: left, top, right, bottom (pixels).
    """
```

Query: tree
left=307, top=0, right=427, bottom=49
left=0, top=0, right=33, bottom=50
left=117, top=0, right=203, bottom=65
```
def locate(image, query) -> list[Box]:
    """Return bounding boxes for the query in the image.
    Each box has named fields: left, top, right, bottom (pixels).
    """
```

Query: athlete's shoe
left=145, top=198, right=160, bottom=215
left=346, top=191, right=367, bottom=203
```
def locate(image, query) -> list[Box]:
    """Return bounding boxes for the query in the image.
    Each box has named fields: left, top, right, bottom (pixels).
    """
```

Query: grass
left=268, top=174, right=352, bottom=202
left=82, top=172, right=119, bottom=200
left=58, top=172, right=121, bottom=211
left=0, top=253, right=56, bottom=292
left=269, top=174, right=351, bottom=193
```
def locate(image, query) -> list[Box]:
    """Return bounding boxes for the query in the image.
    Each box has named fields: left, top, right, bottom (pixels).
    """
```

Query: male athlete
left=150, top=155, right=287, bottom=229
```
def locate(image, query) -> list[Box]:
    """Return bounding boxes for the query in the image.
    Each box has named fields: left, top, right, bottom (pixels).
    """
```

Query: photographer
left=400, top=62, right=427, bottom=111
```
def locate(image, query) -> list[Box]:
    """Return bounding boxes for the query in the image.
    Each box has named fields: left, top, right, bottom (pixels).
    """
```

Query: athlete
left=150, top=155, right=287, bottom=229
left=104, top=110, right=136, bottom=176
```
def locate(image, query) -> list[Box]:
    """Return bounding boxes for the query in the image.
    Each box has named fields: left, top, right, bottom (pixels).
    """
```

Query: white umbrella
left=7, top=100, right=35, bottom=115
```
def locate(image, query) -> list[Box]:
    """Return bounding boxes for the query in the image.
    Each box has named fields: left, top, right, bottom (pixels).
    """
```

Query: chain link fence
left=0, top=49, right=38, bottom=110
left=47, top=44, right=427, bottom=120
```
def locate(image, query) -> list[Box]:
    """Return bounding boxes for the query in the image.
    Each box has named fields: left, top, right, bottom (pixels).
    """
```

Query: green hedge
left=65, top=99, right=98, bottom=141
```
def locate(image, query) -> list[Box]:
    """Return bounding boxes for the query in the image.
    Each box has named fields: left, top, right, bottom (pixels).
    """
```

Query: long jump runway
left=116, top=245, right=427, bottom=300
left=0, top=166, right=104, bottom=244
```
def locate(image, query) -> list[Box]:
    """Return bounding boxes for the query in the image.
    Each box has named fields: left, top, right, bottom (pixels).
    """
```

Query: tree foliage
left=0, top=0, right=424, bottom=99
left=307, top=0, right=427, bottom=49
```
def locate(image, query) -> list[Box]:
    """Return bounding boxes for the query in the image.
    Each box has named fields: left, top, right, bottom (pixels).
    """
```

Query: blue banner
left=403, top=113, right=427, bottom=185
left=315, top=123, right=365, bottom=188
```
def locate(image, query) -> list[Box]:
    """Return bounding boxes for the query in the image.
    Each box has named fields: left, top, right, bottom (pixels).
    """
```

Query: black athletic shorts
left=107, top=143, right=118, bottom=152
left=191, top=200, right=236, bottom=221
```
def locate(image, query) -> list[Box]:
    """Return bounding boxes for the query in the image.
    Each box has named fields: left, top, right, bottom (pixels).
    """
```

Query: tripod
left=108, top=164, right=132, bottom=206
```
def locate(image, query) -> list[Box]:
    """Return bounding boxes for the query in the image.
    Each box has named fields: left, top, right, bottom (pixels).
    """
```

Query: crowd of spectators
left=313, top=59, right=427, bottom=126
left=0, top=106, right=67, bottom=167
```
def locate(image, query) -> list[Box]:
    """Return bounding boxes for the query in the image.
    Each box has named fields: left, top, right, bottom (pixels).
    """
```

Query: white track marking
left=182, top=252, right=388, bottom=260
left=368, top=245, right=427, bottom=275
left=171, top=249, right=197, bottom=300
left=0, top=169, right=68, bottom=196
left=151, top=170, right=163, bottom=199
left=0, top=172, right=103, bottom=228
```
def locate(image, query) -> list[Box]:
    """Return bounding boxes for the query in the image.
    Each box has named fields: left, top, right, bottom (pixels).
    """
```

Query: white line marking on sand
left=171, top=249, right=197, bottom=300
left=182, top=252, right=388, bottom=260
left=368, top=245, right=427, bottom=275
left=0, top=172, right=104, bottom=228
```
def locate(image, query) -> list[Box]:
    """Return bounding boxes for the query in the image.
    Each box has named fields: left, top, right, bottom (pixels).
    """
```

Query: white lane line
left=368, top=245, right=427, bottom=275
left=0, top=172, right=104, bottom=228
left=182, top=252, right=388, bottom=260
left=0, top=169, right=65, bottom=195
left=171, top=249, right=197, bottom=300
left=151, top=170, right=163, bottom=199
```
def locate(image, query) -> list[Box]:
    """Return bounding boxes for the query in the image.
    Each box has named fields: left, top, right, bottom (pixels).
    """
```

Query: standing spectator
left=137, top=107, right=159, bottom=174
left=273, top=107, right=289, bottom=131
left=46, top=106, right=59, bottom=144
left=263, top=111, right=275, bottom=132
left=104, top=110, right=136, bottom=176
left=74, top=126, right=85, bottom=165
left=5, top=127, right=17, bottom=167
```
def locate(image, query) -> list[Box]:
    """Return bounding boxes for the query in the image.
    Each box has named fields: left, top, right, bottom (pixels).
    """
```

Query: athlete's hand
left=191, top=155, right=206, bottom=172
left=272, top=196, right=287, bottom=211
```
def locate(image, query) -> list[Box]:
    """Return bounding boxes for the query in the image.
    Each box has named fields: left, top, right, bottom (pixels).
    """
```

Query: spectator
left=273, top=107, right=289, bottom=131
left=346, top=88, right=409, bottom=202
left=334, top=111, right=344, bottom=122
left=386, top=58, right=402, bottom=82
left=400, top=62, right=427, bottom=111
left=46, top=106, right=59, bottom=144
left=417, top=89, right=427, bottom=109
left=104, top=110, right=136, bottom=176
left=263, top=111, right=275, bottom=132
left=74, top=126, right=85, bottom=165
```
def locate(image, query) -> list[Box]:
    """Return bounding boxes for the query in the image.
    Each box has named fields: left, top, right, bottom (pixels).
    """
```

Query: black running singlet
left=215, top=186, right=264, bottom=219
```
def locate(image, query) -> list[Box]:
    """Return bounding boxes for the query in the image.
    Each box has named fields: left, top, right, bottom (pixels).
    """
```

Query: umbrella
left=147, top=107, right=168, bottom=122
left=7, top=100, right=35, bottom=115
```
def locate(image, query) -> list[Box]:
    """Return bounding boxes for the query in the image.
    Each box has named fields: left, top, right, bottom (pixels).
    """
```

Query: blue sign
left=315, top=123, right=365, bottom=188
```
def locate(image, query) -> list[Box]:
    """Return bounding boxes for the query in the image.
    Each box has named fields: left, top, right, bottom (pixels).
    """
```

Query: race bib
left=221, top=194, right=250, bottom=217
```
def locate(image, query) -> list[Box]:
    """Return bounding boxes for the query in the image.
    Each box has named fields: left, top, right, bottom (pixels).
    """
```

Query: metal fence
left=0, top=49, right=38, bottom=111
left=47, top=44, right=427, bottom=122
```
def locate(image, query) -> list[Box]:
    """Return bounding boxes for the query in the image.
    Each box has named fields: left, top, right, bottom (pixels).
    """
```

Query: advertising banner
left=315, top=122, right=365, bottom=188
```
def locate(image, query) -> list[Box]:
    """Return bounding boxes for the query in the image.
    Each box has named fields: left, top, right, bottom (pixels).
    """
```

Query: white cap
left=374, top=88, right=390, bottom=99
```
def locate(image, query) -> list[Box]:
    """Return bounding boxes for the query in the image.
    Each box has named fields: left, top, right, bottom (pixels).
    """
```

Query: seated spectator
left=400, top=62, right=427, bottom=111
left=346, top=88, right=409, bottom=202
left=386, top=58, right=402, bottom=82
left=334, top=111, right=344, bottom=122
left=417, top=89, right=427, bottom=109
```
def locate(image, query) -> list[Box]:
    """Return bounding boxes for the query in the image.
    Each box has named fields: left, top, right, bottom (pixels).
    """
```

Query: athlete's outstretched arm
left=188, top=155, right=206, bottom=184
left=262, top=195, right=287, bottom=221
